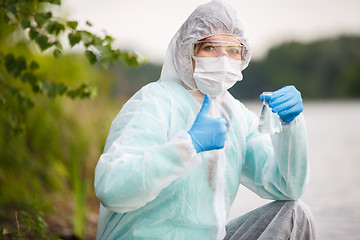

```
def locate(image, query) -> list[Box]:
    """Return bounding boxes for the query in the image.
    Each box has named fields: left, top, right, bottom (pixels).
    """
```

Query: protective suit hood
left=159, top=0, right=251, bottom=91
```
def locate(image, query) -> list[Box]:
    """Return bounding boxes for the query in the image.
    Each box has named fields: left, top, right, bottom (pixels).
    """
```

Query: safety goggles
left=192, top=40, right=247, bottom=61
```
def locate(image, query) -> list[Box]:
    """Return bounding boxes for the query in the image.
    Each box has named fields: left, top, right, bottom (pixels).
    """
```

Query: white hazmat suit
left=94, top=0, right=316, bottom=239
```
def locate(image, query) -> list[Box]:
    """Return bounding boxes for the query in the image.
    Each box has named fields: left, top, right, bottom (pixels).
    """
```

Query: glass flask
left=258, top=92, right=282, bottom=134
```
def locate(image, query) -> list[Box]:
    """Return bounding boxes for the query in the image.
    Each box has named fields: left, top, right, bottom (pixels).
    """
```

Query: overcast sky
left=63, top=0, right=360, bottom=63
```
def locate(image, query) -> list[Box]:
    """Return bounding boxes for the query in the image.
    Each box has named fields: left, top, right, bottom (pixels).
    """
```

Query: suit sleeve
left=240, top=109, right=309, bottom=200
left=94, top=83, right=200, bottom=213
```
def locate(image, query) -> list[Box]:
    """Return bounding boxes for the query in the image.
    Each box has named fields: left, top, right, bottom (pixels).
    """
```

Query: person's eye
left=202, top=44, right=216, bottom=51
left=227, top=47, right=241, bottom=55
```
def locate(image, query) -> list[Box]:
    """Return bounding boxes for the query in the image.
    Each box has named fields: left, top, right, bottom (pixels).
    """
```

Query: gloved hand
left=188, top=94, right=227, bottom=153
left=259, top=85, right=303, bottom=123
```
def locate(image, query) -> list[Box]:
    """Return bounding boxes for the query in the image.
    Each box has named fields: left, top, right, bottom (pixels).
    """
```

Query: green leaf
left=34, top=14, right=46, bottom=27
left=4, top=54, right=16, bottom=73
left=68, top=32, right=81, bottom=47
left=66, top=21, right=78, bottom=30
left=5, top=55, right=27, bottom=77
left=35, top=34, right=51, bottom=51
left=53, top=40, right=62, bottom=49
left=14, top=56, right=27, bottom=77
left=21, top=72, right=38, bottom=86
left=45, top=21, right=56, bottom=34
left=52, top=0, right=61, bottom=5
left=85, top=50, right=97, bottom=65
left=39, top=0, right=61, bottom=5
left=96, top=44, right=113, bottom=59
left=66, top=83, right=96, bottom=99
left=66, top=90, right=78, bottom=99
left=30, top=61, right=39, bottom=70
left=47, top=21, right=65, bottom=35
left=86, top=21, right=93, bottom=27
left=56, top=82, right=67, bottom=95
left=29, top=27, right=38, bottom=40
left=104, top=35, right=114, bottom=44
left=21, top=19, right=31, bottom=29
left=53, top=48, right=62, bottom=58
left=119, top=51, right=146, bottom=67
left=92, top=36, right=103, bottom=47
left=55, top=23, right=65, bottom=34
left=80, top=83, right=95, bottom=98
left=42, top=12, right=53, bottom=20
left=80, top=31, right=93, bottom=47
left=33, top=81, right=43, bottom=93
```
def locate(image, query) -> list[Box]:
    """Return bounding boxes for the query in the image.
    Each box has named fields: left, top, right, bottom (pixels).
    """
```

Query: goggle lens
left=193, top=40, right=247, bottom=60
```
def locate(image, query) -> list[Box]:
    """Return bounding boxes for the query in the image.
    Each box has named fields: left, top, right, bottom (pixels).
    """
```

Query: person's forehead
left=204, top=35, right=240, bottom=44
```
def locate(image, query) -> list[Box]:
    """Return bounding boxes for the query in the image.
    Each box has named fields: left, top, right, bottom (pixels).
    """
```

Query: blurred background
left=0, top=0, right=359, bottom=239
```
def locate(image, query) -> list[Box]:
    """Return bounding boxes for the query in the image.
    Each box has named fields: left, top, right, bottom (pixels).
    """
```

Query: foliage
left=0, top=0, right=145, bottom=134
left=0, top=0, right=145, bottom=238
left=0, top=52, right=117, bottom=239
left=5, top=210, right=61, bottom=240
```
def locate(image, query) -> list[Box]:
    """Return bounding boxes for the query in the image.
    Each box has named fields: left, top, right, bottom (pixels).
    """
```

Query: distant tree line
left=231, top=35, right=360, bottom=100
left=109, top=35, right=360, bottom=100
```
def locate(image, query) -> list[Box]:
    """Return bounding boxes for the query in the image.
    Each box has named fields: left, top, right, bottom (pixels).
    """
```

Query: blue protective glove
left=188, top=94, right=227, bottom=153
left=259, top=85, right=303, bottom=123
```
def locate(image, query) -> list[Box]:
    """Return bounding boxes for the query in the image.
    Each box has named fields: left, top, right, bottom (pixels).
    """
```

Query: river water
left=228, top=100, right=360, bottom=239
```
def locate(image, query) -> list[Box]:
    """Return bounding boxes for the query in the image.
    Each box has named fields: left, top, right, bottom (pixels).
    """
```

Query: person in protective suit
left=94, top=0, right=317, bottom=239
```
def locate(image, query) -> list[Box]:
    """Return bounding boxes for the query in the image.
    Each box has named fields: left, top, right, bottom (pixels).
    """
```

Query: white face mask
left=192, top=56, right=243, bottom=97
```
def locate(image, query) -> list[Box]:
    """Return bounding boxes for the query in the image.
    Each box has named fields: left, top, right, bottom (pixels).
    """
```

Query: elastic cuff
left=280, top=119, right=292, bottom=126
left=281, top=113, right=304, bottom=126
